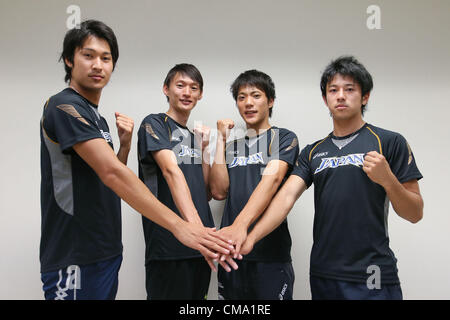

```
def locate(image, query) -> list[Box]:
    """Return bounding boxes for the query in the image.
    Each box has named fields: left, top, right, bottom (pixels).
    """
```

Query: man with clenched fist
left=137, top=64, right=230, bottom=300
left=239, top=56, right=424, bottom=300
left=210, top=70, right=299, bottom=300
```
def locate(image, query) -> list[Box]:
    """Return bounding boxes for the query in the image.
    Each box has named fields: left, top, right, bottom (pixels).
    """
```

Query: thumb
left=115, top=111, right=120, bottom=119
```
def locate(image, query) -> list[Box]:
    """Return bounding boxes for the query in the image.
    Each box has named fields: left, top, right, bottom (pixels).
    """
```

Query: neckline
left=330, top=123, right=367, bottom=140
left=66, top=87, right=99, bottom=108
left=164, top=113, right=189, bottom=130
left=245, top=126, right=274, bottom=140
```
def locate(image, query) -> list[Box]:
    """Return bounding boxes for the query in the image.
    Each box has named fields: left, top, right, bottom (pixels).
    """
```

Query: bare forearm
left=250, top=178, right=305, bottom=244
left=233, top=161, right=289, bottom=229
left=210, top=138, right=229, bottom=199
left=103, top=162, right=182, bottom=232
left=202, top=147, right=211, bottom=192
left=234, top=175, right=284, bottom=229
left=117, top=146, right=130, bottom=165
left=163, top=169, right=203, bottom=224
left=384, top=178, right=423, bottom=223
left=73, top=139, right=179, bottom=231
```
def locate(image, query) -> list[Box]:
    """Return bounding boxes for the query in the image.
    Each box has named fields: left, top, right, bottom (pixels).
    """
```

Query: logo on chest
left=314, top=153, right=365, bottom=174
left=228, top=152, right=264, bottom=168
left=178, top=145, right=201, bottom=158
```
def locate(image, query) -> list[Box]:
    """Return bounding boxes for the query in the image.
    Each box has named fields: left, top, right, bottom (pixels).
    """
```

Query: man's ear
left=362, top=92, right=370, bottom=106
left=64, top=57, right=73, bottom=68
left=322, top=95, right=329, bottom=107
left=162, top=84, right=169, bottom=97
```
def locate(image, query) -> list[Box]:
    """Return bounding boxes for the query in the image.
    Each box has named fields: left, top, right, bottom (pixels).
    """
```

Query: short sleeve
left=384, top=134, right=423, bottom=183
left=137, top=115, right=172, bottom=162
left=43, top=102, right=103, bottom=153
left=291, top=145, right=313, bottom=188
left=269, top=129, right=299, bottom=166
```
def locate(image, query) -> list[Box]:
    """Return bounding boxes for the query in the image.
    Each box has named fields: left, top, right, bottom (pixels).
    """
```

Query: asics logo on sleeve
left=314, top=153, right=365, bottom=174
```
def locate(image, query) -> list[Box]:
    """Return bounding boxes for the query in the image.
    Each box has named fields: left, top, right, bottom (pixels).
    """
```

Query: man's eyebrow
left=328, top=83, right=355, bottom=87
left=80, top=47, right=111, bottom=55
left=238, top=90, right=261, bottom=95
left=176, top=80, right=200, bottom=86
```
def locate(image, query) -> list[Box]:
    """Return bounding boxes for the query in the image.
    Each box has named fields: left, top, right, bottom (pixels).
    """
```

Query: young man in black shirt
left=137, top=63, right=220, bottom=299
left=238, top=56, right=424, bottom=300
left=210, top=70, right=299, bottom=300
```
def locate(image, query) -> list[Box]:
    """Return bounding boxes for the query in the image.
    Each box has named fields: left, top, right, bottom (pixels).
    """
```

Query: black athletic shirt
left=221, top=127, right=299, bottom=262
left=40, top=88, right=122, bottom=273
left=292, top=123, right=422, bottom=284
left=137, top=113, right=215, bottom=262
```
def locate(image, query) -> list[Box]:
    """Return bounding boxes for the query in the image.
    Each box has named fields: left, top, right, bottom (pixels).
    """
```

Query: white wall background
left=0, top=0, right=449, bottom=300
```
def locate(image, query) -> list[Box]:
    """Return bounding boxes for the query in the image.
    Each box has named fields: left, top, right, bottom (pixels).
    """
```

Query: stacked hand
left=173, top=221, right=235, bottom=272
left=215, top=224, right=247, bottom=272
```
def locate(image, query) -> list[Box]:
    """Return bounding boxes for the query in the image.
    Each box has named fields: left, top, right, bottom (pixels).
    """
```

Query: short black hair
left=60, top=20, right=119, bottom=83
left=230, top=70, right=276, bottom=117
left=320, top=56, right=373, bottom=115
left=163, top=63, right=203, bottom=102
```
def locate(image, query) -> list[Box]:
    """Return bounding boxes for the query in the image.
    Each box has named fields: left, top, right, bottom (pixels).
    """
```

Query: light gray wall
left=0, top=0, right=449, bottom=299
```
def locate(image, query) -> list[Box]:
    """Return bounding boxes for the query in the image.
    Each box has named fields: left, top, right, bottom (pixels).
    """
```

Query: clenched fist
left=363, top=151, right=395, bottom=188
left=193, top=125, right=211, bottom=151
left=217, top=119, right=235, bottom=141
left=115, top=112, right=134, bottom=149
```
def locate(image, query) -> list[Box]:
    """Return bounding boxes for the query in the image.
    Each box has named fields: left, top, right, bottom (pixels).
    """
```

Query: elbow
left=212, top=193, right=227, bottom=201
left=409, top=201, right=424, bottom=224
left=211, top=190, right=228, bottom=201
left=272, top=175, right=284, bottom=188
left=161, top=165, right=178, bottom=182
left=210, top=185, right=228, bottom=201
left=266, top=175, right=284, bottom=195
left=160, top=163, right=186, bottom=186
left=410, top=208, right=424, bottom=224
left=98, top=161, right=124, bottom=189
left=409, top=214, right=422, bottom=224
left=208, top=174, right=229, bottom=200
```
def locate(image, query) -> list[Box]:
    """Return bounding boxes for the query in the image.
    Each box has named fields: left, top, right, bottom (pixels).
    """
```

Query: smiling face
left=323, top=74, right=370, bottom=123
left=236, top=85, right=273, bottom=131
left=163, top=72, right=203, bottom=114
left=65, top=35, right=113, bottom=98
